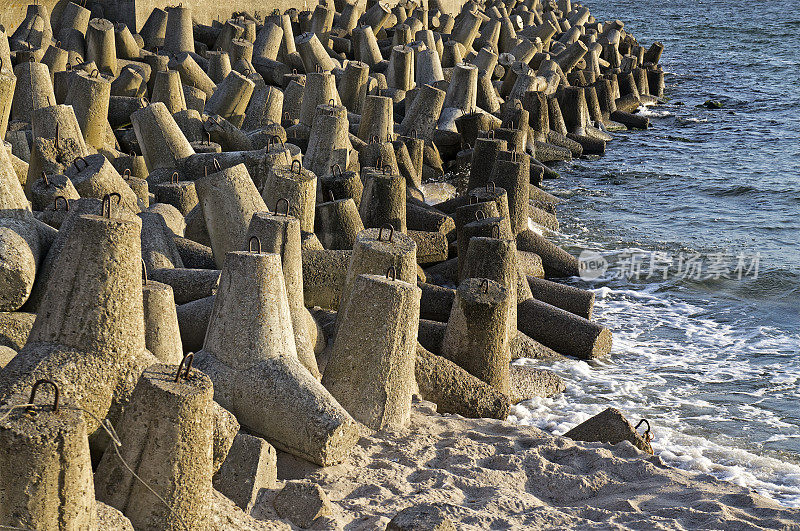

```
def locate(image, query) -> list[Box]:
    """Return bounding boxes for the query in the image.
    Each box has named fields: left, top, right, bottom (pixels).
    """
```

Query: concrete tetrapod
left=315, top=197, right=364, bottom=251
left=247, top=211, right=321, bottom=379
left=359, top=169, right=407, bottom=232
left=195, top=250, right=359, bottom=466
left=0, top=383, right=97, bottom=530
left=0, top=213, right=149, bottom=439
left=324, top=269, right=422, bottom=432
left=261, top=162, right=317, bottom=234
left=195, top=162, right=268, bottom=268
left=131, top=102, right=196, bottom=172
left=64, top=69, right=111, bottom=151
left=95, top=362, right=214, bottom=530
left=341, top=227, right=417, bottom=307
left=442, top=278, right=512, bottom=395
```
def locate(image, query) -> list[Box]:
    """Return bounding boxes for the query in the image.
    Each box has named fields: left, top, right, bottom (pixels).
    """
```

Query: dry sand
left=239, top=400, right=800, bottom=530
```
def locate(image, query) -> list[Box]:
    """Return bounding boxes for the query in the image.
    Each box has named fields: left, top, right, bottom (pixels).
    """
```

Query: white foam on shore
left=637, top=105, right=673, bottom=118
left=510, top=284, right=800, bottom=507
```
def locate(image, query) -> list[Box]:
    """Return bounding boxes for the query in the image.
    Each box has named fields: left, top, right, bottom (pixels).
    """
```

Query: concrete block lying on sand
left=214, top=432, right=277, bottom=512
left=324, top=272, right=421, bottom=431
left=387, top=504, right=457, bottom=531
left=509, top=364, right=566, bottom=403
left=415, top=344, right=509, bottom=420
left=273, top=480, right=333, bottom=529
left=564, top=407, right=653, bottom=455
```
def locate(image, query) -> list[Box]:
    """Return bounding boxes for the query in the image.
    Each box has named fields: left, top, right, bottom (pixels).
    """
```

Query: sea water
left=433, top=0, right=800, bottom=507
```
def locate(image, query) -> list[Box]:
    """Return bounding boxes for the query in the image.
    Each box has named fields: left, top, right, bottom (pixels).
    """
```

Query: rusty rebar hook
left=248, top=236, right=261, bottom=253
left=275, top=197, right=290, bottom=216
left=28, top=379, right=59, bottom=413
left=635, top=419, right=652, bottom=442
left=481, top=278, right=489, bottom=293
left=377, top=223, right=395, bottom=242
left=41, top=171, right=50, bottom=187
left=54, top=196, right=69, bottom=211
left=291, top=159, right=301, bottom=174
left=491, top=225, right=500, bottom=238
left=486, top=181, right=496, bottom=193
left=171, top=171, right=179, bottom=184
left=331, top=163, right=342, bottom=177
left=72, top=156, right=88, bottom=171
left=212, top=158, right=221, bottom=171
left=386, top=265, right=397, bottom=281
left=475, top=210, right=486, bottom=221
left=174, top=353, right=194, bottom=382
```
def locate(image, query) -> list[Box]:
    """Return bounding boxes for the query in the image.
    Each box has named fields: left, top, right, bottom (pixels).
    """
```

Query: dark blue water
left=509, top=0, right=800, bottom=506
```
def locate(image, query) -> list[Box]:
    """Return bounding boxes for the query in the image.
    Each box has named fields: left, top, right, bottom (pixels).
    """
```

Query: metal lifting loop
left=371, top=135, right=379, bottom=145
left=382, top=164, right=392, bottom=174
left=491, top=225, right=500, bottom=239
left=174, top=353, right=194, bottom=382
left=469, top=194, right=478, bottom=204
left=386, top=265, right=397, bottom=281
left=328, top=190, right=335, bottom=202
left=90, top=69, right=99, bottom=78
left=28, top=379, right=59, bottom=413
left=481, top=278, right=489, bottom=293
left=486, top=129, right=495, bottom=140
left=475, top=210, right=486, bottom=220
left=635, top=419, right=652, bottom=442
left=42, top=171, right=50, bottom=187
left=73, top=156, right=88, bottom=171
left=486, top=181, right=496, bottom=193
left=54, top=196, right=69, bottom=211
left=377, top=223, right=395, bottom=242
left=212, top=158, right=221, bottom=171
left=248, top=236, right=261, bottom=253
left=101, top=195, right=112, bottom=218
left=331, top=163, right=342, bottom=177
left=123, top=168, right=131, bottom=178
left=171, top=171, right=179, bottom=184
left=142, top=258, right=148, bottom=285
left=291, top=159, right=301, bottom=174
left=275, top=197, right=290, bottom=216
left=328, top=98, right=335, bottom=107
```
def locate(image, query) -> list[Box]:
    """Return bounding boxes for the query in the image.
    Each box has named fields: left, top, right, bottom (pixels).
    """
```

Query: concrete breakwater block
left=564, top=407, right=654, bottom=455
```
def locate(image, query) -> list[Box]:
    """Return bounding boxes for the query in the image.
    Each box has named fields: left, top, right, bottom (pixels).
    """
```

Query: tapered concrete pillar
left=204, top=70, right=255, bottom=128
left=304, top=103, right=351, bottom=179
left=338, top=60, right=369, bottom=114
left=358, top=94, right=394, bottom=142
left=490, top=151, right=530, bottom=235
left=171, top=53, right=216, bottom=98
left=467, top=137, right=507, bottom=191
left=359, top=170, right=407, bottom=232
left=323, top=272, right=421, bottom=430
left=398, top=83, right=445, bottom=140
left=315, top=197, right=364, bottom=250
left=0, top=68, right=15, bottom=140
left=0, top=383, right=97, bottom=530
left=0, top=215, right=42, bottom=312
left=140, top=8, right=167, bottom=49
left=86, top=18, right=117, bottom=75
left=163, top=5, right=194, bottom=55
left=415, top=48, right=444, bottom=86
left=242, top=85, right=283, bottom=131
left=0, top=213, right=147, bottom=437
left=11, top=61, right=56, bottom=123
left=319, top=165, right=363, bottom=208
left=296, top=32, right=335, bottom=73
left=195, top=162, right=268, bottom=268
left=64, top=153, right=139, bottom=212
left=442, top=277, right=511, bottom=394
left=262, top=162, right=317, bottom=234
left=246, top=212, right=320, bottom=379
left=443, top=63, right=478, bottom=112
left=131, top=102, right=196, bottom=171
left=387, top=45, right=415, bottom=91
left=299, top=70, right=340, bottom=127
left=151, top=69, right=187, bottom=114
left=342, top=227, right=416, bottom=303
left=64, top=69, right=111, bottom=150
left=142, top=279, right=183, bottom=365
left=195, top=250, right=360, bottom=466
left=95, top=363, right=214, bottom=530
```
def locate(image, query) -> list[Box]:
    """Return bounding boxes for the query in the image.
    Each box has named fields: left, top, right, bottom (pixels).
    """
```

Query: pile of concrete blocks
left=0, top=0, right=664, bottom=527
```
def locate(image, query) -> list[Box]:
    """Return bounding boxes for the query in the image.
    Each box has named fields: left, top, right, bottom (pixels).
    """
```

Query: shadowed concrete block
left=142, top=279, right=183, bottom=365
left=342, top=228, right=416, bottom=305
left=95, top=363, right=214, bottom=530
left=516, top=229, right=579, bottom=278
left=301, top=248, right=351, bottom=310
left=261, top=163, right=317, bottom=234
left=273, top=480, right=332, bottom=529
left=564, top=407, right=653, bottom=454
left=0, top=215, right=42, bottom=311
left=315, top=198, right=364, bottom=251
left=213, top=432, right=277, bottom=512
left=195, top=250, right=359, bottom=466
left=0, top=390, right=97, bottom=530
left=0, top=311, right=36, bottom=351
left=323, top=273, right=421, bottom=430
left=205, top=70, right=255, bottom=128
left=12, top=61, right=56, bottom=123
left=415, top=344, right=509, bottom=420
